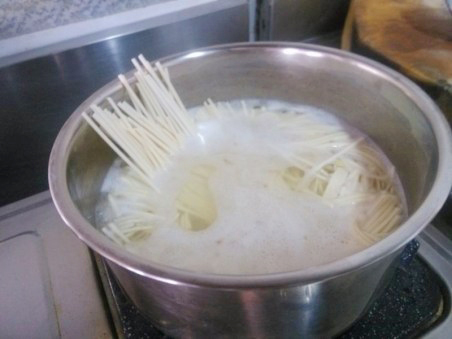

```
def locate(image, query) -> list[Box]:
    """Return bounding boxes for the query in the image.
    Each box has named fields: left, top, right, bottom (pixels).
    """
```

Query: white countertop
left=0, top=0, right=245, bottom=68
left=0, top=0, right=175, bottom=40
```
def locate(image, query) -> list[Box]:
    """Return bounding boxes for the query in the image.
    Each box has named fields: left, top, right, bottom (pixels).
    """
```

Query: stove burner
left=338, top=256, right=443, bottom=338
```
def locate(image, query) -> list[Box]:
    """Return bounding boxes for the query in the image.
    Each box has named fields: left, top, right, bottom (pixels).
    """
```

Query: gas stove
left=1, top=192, right=450, bottom=338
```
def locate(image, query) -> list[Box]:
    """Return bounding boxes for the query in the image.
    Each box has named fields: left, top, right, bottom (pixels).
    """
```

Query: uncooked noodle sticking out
left=83, top=54, right=405, bottom=274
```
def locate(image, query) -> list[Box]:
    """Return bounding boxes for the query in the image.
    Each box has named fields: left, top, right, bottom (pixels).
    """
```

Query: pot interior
left=66, top=46, right=438, bottom=231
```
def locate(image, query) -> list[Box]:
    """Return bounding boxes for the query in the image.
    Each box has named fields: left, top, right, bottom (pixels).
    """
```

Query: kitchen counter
left=0, top=0, right=245, bottom=68
left=0, top=0, right=174, bottom=40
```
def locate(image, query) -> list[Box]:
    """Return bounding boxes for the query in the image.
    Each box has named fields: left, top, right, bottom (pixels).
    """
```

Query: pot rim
left=48, top=42, right=452, bottom=288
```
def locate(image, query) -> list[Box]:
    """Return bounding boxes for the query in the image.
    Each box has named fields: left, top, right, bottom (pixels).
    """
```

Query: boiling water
left=98, top=100, right=405, bottom=275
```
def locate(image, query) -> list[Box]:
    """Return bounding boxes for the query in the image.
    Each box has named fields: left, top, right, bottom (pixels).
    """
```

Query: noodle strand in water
left=84, top=55, right=406, bottom=274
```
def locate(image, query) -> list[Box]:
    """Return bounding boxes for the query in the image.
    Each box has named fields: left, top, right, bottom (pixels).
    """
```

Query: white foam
left=128, top=171, right=368, bottom=274
left=98, top=100, right=405, bottom=274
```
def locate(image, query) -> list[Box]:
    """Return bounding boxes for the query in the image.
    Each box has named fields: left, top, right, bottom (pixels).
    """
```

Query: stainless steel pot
left=48, top=43, right=452, bottom=338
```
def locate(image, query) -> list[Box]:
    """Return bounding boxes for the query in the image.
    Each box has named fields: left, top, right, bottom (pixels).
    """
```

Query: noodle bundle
left=83, top=54, right=405, bottom=274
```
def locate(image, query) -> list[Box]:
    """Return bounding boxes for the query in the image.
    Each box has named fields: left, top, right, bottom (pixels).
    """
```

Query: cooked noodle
left=84, top=55, right=405, bottom=268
